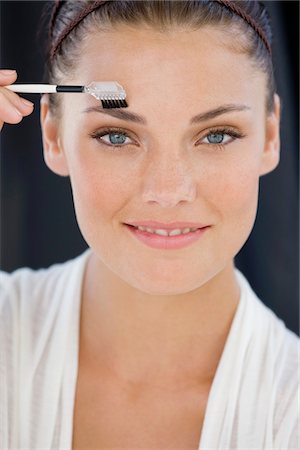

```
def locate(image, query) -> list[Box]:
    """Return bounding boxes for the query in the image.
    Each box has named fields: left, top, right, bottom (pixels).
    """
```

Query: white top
left=0, top=249, right=299, bottom=450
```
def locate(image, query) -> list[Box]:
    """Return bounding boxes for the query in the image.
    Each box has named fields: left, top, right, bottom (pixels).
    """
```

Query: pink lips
left=124, top=221, right=210, bottom=250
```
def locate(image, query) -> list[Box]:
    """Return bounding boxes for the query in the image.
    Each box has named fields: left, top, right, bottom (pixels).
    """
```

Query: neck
left=79, top=252, right=240, bottom=386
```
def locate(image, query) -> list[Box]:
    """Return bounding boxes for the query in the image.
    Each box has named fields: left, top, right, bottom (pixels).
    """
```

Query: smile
left=133, top=225, right=199, bottom=236
left=124, top=223, right=210, bottom=250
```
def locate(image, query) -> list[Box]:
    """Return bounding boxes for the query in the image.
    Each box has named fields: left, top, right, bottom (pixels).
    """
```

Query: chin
left=126, top=268, right=215, bottom=296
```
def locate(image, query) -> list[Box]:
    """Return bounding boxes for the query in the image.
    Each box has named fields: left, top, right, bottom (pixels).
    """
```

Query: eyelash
left=89, top=126, right=245, bottom=150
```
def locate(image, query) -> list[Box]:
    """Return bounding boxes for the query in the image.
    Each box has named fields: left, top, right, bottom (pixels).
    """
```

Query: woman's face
left=42, top=24, right=280, bottom=295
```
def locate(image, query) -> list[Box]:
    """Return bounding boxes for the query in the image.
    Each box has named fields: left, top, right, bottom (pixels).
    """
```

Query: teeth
left=135, top=226, right=198, bottom=236
left=138, top=226, right=147, bottom=231
left=154, top=229, right=169, bottom=236
left=168, top=228, right=182, bottom=236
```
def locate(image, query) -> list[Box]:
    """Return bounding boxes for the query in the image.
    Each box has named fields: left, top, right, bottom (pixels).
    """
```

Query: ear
left=40, top=94, right=69, bottom=176
left=259, top=93, right=281, bottom=176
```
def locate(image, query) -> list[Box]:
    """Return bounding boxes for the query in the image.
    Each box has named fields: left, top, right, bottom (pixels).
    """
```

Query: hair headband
left=215, top=0, right=271, bottom=54
left=49, top=0, right=272, bottom=60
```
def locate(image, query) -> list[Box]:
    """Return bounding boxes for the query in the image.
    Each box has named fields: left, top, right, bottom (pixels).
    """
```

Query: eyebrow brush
left=6, top=81, right=128, bottom=109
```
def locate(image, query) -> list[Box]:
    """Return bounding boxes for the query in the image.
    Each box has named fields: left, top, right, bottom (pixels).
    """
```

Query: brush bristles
left=101, top=99, right=128, bottom=109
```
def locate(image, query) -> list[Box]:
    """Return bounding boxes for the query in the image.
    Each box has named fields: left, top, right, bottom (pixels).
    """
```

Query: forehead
left=68, top=24, right=266, bottom=118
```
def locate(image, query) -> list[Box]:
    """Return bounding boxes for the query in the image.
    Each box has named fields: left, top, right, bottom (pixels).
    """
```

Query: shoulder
left=0, top=249, right=90, bottom=345
left=0, top=251, right=90, bottom=445
left=1, top=250, right=88, bottom=314
left=235, top=268, right=298, bottom=349
left=235, top=269, right=299, bottom=448
left=272, top=324, right=299, bottom=449
left=237, top=268, right=299, bottom=383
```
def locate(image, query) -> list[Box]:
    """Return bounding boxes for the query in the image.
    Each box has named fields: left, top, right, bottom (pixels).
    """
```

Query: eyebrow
left=82, top=103, right=251, bottom=125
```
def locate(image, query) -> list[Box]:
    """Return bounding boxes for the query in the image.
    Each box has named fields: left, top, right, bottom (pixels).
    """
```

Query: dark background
left=0, top=1, right=299, bottom=334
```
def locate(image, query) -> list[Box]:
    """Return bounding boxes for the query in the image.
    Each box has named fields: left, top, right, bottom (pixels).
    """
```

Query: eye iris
left=109, top=132, right=127, bottom=145
left=207, top=133, right=224, bottom=144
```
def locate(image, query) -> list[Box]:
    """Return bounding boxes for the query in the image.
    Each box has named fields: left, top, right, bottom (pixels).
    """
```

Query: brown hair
left=43, top=0, right=276, bottom=113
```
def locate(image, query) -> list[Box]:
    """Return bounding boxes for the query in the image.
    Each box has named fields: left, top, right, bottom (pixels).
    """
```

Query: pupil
left=109, top=133, right=126, bottom=144
left=208, top=133, right=224, bottom=144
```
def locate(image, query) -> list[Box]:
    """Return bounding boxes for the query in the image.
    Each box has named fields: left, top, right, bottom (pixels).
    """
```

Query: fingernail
left=0, top=69, right=16, bottom=76
left=21, top=98, right=34, bottom=108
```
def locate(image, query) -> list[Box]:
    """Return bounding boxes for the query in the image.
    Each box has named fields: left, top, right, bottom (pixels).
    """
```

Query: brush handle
left=5, top=84, right=84, bottom=93
left=6, top=84, right=58, bottom=93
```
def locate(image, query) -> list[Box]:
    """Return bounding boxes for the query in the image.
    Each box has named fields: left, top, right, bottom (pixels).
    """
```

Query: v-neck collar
left=66, top=251, right=246, bottom=450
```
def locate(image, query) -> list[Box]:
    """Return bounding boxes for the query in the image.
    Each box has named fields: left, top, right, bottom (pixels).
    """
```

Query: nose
left=141, top=153, right=197, bottom=208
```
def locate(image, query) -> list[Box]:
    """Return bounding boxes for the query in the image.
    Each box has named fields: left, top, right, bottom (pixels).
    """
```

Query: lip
left=125, top=220, right=207, bottom=231
left=124, top=223, right=210, bottom=250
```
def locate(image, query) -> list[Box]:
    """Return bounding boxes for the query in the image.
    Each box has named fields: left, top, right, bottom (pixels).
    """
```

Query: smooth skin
left=1, top=24, right=281, bottom=449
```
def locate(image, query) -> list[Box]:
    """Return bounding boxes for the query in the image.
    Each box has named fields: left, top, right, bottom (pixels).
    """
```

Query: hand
left=0, top=69, right=34, bottom=131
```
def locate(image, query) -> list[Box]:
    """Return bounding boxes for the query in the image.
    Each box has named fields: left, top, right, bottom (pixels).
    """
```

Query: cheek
left=205, top=153, right=261, bottom=243
left=67, top=144, right=137, bottom=237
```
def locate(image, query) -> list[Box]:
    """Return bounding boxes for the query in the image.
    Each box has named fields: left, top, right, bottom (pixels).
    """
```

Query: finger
left=0, top=70, right=34, bottom=130
left=0, top=69, right=34, bottom=114
left=0, top=85, right=34, bottom=118
left=1, top=83, right=34, bottom=113
left=0, top=91, right=34, bottom=131
left=0, top=69, right=18, bottom=85
left=0, top=91, right=23, bottom=129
